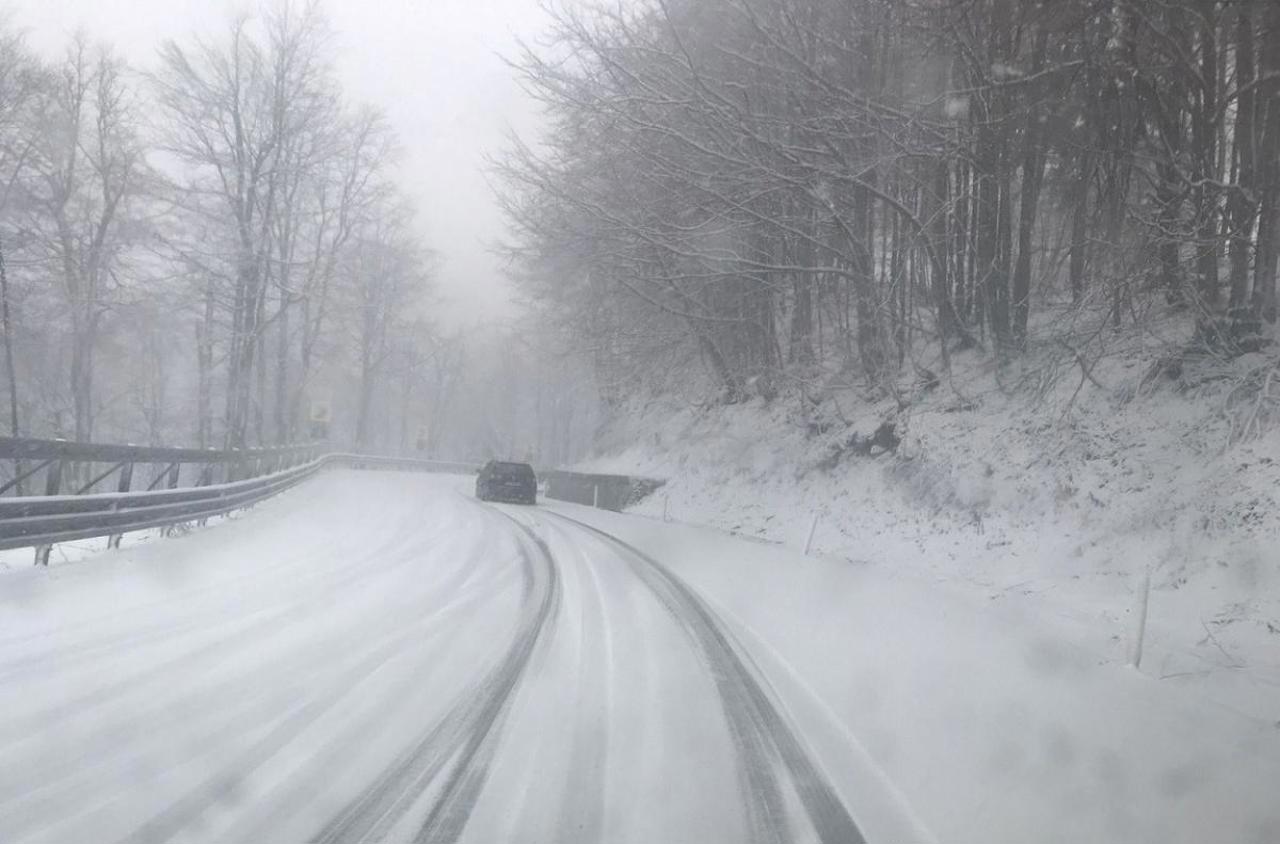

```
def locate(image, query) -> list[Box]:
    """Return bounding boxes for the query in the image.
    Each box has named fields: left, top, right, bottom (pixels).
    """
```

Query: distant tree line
left=0, top=4, right=442, bottom=452
left=500, top=0, right=1280, bottom=406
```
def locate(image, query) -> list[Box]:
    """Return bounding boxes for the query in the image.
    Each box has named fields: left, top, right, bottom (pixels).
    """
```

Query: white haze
left=10, top=0, right=551, bottom=324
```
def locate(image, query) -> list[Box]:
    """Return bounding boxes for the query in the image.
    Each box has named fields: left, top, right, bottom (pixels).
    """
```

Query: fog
left=1, top=1, right=1279, bottom=842
left=0, top=0, right=591, bottom=462
left=14, top=0, right=549, bottom=323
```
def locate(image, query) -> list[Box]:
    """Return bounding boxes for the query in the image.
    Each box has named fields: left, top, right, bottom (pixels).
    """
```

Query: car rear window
left=491, top=462, right=534, bottom=477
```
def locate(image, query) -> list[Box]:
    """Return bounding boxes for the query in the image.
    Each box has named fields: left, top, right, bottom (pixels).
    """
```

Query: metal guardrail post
left=107, top=461, right=134, bottom=549
left=33, top=458, right=62, bottom=565
left=195, top=463, right=214, bottom=527
left=44, top=458, right=61, bottom=495
left=161, top=462, right=182, bottom=537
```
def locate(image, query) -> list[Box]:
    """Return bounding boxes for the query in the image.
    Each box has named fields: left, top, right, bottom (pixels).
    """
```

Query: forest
left=0, top=5, right=437, bottom=451
left=0, top=4, right=594, bottom=461
left=4, top=0, right=1279, bottom=465
left=500, top=0, right=1280, bottom=419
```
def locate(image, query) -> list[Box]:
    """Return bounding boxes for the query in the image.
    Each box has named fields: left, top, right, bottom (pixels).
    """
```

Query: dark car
left=475, top=460, right=537, bottom=504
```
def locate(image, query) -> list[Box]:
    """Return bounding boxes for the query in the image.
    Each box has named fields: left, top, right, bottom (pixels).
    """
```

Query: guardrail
left=0, top=435, right=664, bottom=563
left=0, top=458, right=326, bottom=553
left=0, top=438, right=480, bottom=563
left=542, top=470, right=665, bottom=512
left=0, top=437, right=323, bottom=500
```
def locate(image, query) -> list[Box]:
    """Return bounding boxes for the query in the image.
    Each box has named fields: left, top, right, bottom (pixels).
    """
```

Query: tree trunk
left=924, top=157, right=965, bottom=349
left=273, top=295, right=291, bottom=443
left=1192, top=0, right=1221, bottom=307
left=0, top=238, right=20, bottom=440
left=789, top=225, right=815, bottom=367
left=70, top=324, right=94, bottom=443
left=850, top=183, right=884, bottom=379
left=975, top=0, right=1013, bottom=347
left=1227, top=2, right=1257, bottom=313
left=197, top=276, right=215, bottom=449
left=225, top=241, right=268, bottom=449
left=955, top=159, right=975, bottom=321
left=1068, top=149, right=1092, bottom=305
left=253, top=326, right=268, bottom=446
left=356, top=353, right=375, bottom=449
left=224, top=254, right=251, bottom=449
left=1012, top=27, right=1050, bottom=347
left=975, top=129, right=1008, bottom=344
left=1253, top=2, right=1280, bottom=322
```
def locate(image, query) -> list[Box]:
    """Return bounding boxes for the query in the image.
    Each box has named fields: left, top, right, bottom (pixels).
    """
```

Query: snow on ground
left=0, top=472, right=528, bottom=842
left=582, top=342, right=1280, bottom=724
left=0, top=519, right=240, bottom=571
left=0, top=471, right=934, bottom=843
left=550, top=497, right=1280, bottom=844
left=1, top=469, right=1278, bottom=842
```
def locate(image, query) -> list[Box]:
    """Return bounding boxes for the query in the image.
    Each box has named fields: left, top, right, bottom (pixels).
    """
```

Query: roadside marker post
left=1131, top=566, right=1152, bottom=669
left=803, top=513, right=819, bottom=555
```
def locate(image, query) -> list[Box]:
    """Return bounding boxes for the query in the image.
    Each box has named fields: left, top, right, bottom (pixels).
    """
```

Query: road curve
left=0, top=472, right=868, bottom=843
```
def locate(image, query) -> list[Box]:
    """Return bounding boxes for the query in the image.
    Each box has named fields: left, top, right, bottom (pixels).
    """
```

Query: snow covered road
left=1, top=471, right=1278, bottom=843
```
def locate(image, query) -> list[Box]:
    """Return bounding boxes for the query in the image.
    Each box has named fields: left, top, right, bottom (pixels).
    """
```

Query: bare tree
left=284, top=106, right=395, bottom=442
left=153, top=4, right=333, bottom=448
left=0, top=23, right=46, bottom=441
left=500, top=0, right=1280, bottom=413
left=344, top=210, right=433, bottom=450
left=25, top=35, right=145, bottom=443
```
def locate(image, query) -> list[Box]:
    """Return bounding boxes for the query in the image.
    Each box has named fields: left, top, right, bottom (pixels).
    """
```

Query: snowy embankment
left=556, top=500, right=1280, bottom=844
left=583, top=344, right=1280, bottom=724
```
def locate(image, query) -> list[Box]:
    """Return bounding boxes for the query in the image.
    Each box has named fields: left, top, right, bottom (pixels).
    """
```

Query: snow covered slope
left=558, top=499, right=1280, bottom=844
left=583, top=347, right=1280, bottom=723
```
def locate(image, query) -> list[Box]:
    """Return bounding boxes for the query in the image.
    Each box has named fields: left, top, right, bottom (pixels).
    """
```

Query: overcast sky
left=8, top=0, right=551, bottom=325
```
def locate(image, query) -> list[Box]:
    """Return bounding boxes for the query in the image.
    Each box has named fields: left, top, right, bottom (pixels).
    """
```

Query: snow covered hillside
left=584, top=340, right=1280, bottom=723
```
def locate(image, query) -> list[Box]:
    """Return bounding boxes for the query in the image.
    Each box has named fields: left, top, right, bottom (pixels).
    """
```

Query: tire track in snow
left=0, top=518, right=438, bottom=748
left=407, top=511, right=561, bottom=843
left=0, top=509, right=508, bottom=844
left=0, top=554, right=513, bottom=840
left=0, top=512, right=449, bottom=685
left=311, top=508, right=560, bottom=844
left=203, top=564, right=518, bottom=843
left=540, top=516, right=610, bottom=844
left=542, top=511, right=867, bottom=844
left=109, top=602, right=472, bottom=844
left=0, top=517, right=462, bottom=770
